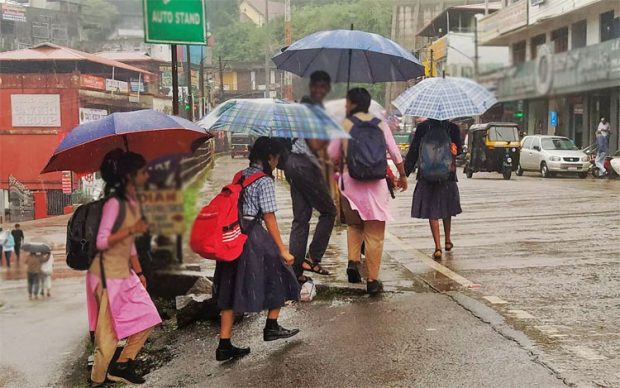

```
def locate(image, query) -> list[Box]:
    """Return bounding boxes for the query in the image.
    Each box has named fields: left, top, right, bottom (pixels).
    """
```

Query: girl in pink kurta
left=87, top=150, right=161, bottom=386
left=328, top=88, right=408, bottom=295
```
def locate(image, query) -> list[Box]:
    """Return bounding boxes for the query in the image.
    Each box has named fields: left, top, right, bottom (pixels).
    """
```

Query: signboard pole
left=172, top=44, right=179, bottom=115
left=186, top=45, right=194, bottom=121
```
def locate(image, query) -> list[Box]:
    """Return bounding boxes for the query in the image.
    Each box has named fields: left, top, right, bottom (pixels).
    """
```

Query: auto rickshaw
left=463, top=122, right=521, bottom=180
left=230, top=134, right=254, bottom=159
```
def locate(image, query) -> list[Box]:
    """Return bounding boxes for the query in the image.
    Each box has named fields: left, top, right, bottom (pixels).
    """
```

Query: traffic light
left=514, top=111, right=524, bottom=118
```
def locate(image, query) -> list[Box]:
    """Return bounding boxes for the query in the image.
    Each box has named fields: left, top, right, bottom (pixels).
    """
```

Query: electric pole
left=284, top=0, right=293, bottom=100
left=264, top=0, right=271, bottom=98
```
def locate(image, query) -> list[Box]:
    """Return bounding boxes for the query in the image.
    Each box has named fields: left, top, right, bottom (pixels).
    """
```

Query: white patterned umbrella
left=392, top=76, right=497, bottom=120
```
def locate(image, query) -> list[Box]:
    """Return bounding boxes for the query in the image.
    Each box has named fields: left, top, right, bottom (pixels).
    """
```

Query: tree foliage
left=211, top=0, right=395, bottom=103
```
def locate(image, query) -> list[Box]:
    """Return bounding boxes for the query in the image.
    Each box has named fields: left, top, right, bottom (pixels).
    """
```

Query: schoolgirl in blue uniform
left=213, top=137, right=300, bottom=361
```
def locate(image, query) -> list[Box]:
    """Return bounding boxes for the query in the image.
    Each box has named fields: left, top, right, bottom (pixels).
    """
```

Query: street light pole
left=264, top=0, right=271, bottom=98
left=219, top=55, right=224, bottom=102
left=474, top=14, right=481, bottom=82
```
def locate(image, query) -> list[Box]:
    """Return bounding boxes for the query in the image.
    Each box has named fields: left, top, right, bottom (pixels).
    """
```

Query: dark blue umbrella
left=272, top=29, right=424, bottom=86
left=42, top=110, right=210, bottom=174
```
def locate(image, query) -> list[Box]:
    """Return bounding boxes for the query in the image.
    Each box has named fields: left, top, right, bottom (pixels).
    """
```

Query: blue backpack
left=346, top=116, right=387, bottom=181
left=418, top=125, right=454, bottom=182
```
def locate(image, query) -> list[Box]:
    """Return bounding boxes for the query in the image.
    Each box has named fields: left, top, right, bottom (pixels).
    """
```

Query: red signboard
left=80, top=74, right=106, bottom=91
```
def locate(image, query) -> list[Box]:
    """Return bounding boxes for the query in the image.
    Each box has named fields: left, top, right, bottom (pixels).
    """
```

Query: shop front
left=489, top=38, right=620, bottom=151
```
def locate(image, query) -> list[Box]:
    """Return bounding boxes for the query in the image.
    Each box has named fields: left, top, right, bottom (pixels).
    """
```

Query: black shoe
left=107, top=360, right=145, bottom=385
left=347, top=261, right=362, bottom=284
left=367, top=280, right=384, bottom=296
left=216, top=345, right=251, bottom=361
left=264, top=325, right=300, bottom=342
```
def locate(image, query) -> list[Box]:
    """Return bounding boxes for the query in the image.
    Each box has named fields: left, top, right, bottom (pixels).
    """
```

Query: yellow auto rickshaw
left=463, top=122, right=521, bottom=180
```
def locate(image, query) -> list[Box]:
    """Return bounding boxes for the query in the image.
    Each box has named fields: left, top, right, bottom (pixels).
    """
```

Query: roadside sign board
left=550, top=111, right=558, bottom=127
left=143, top=0, right=207, bottom=45
left=139, top=189, right=185, bottom=236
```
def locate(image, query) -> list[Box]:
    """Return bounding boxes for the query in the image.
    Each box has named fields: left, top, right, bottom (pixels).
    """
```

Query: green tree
left=80, top=0, right=119, bottom=41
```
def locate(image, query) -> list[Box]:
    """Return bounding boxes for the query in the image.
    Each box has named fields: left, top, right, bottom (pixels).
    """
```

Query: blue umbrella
left=43, top=109, right=210, bottom=174
left=272, top=29, right=424, bottom=86
left=392, top=76, right=498, bottom=121
left=198, top=99, right=349, bottom=140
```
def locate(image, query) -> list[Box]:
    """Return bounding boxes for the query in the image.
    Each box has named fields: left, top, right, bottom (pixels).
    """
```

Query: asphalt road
left=1, top=156, right=618, bottom=387
left=178, top=156, right=620, bottom=387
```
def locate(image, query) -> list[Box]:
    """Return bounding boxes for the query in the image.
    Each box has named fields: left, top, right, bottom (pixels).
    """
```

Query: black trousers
left=285, top=153, right=336, bottom=278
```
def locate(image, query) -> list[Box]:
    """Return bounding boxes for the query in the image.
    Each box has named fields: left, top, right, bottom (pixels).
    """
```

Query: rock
left=175, top=293, right=219, bottom=328
left=187, top=276, right=213, bottom=295
left=151, top=270, right=211, bottom=298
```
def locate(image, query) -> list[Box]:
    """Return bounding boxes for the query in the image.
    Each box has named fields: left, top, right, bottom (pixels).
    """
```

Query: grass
left=183, top=166, right=213, bottom=233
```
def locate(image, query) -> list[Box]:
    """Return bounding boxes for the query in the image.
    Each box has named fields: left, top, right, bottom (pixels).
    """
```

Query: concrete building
left=214, top=61, right=283, bottom=102
left=416, top=3, right=509, bottom=78
left=386, top=0, right=484, bottom=105
left=240, top=0, right=285, bottom=26
left=0, top=43, right=152, bottom=217
left=478, top=0, right=620, bottom=150
left=0, top=1, right=80, bottom=51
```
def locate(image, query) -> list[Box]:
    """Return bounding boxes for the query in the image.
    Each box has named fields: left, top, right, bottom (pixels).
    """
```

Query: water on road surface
left=1, top=155, right=618, bottom=387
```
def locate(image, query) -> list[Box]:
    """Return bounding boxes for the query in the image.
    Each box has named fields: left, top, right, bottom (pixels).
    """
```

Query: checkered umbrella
left=198, top=99, right=350, bottom=139
left=392, top=76, right=497, bottom=121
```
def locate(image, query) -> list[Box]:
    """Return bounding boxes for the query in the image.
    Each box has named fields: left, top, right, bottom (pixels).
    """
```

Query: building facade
left=0, top=43, right=152, bottom=218
left=479, top=0, right=620, bottom=150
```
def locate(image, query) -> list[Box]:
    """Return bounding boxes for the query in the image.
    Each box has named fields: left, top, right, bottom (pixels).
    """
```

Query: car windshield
left=541, top=138, right=578, bottom=150
left=393, top=133, right=410, bottom=145
left=488, top=126, right=519, bottom=142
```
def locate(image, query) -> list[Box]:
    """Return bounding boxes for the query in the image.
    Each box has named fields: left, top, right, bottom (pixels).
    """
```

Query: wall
left=0, top=73, right=80, bottom=190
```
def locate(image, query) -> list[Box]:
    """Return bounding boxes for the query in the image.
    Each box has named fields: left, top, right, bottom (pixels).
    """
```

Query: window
left=600, top=11, right=615, bottom=42
left=522, top=137, right=533, bottom=150
left=488, top=126, right=520, bottom=142
left=541, top=138, right=578, bottom=151
left=531, top=34, right=546, bottom=58
left=0, top=20, right=16, bottom=35
left=512, top=41, right=526, bottom=64
left=571, top=20, right=587, bottom=49
left=551, top=27, right=568, bottom=53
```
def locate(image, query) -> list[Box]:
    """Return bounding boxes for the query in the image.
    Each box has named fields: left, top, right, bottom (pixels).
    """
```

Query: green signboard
left=143, top=0, right=207, bottom=45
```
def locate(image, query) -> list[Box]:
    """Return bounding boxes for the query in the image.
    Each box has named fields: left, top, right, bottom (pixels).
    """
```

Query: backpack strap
left=242, top=171, right=268, bottom=187
left=349, top=116, right=362, bottom=125
left=370, top=117, right=382, bottom=126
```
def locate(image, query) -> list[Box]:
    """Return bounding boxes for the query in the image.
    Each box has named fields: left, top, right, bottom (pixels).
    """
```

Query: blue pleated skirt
left=213, top=221, right=300, bottom=313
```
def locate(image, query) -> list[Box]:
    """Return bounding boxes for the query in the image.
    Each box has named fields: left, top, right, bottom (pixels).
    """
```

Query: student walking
left=26, top=251, right=43, bottom=299
left=11, top=224, right=24, bottom=264
left=214, top=137, right=300, bottom=362
left=88, top=150, right=161, bottom=386
left=2, top=231, right=15, bottom=269
left=405, top=119, right=463, bottom=259
left=328, top=88, right=408, bottom=295
left=286, top=71, right=337, bottom=282
left=39, top=251, right=53, bottom=298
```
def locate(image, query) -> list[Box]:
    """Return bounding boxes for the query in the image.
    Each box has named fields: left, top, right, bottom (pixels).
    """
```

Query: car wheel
left=540, top=162, right=551, bottom=178
left=578, top=172, right=588, bottom=179
left=516, top=165, right=524, bottom=176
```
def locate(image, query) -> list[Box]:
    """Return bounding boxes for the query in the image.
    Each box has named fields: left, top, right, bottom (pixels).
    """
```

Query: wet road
left=387, top=170, right=620, bottom=387
left=184, top=157, right=620, bottom=387
left=0, top=278, right=87, bottom=387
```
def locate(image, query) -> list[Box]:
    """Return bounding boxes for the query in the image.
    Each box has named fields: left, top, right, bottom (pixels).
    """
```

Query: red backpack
left=190, top=170, right=266, bottom=261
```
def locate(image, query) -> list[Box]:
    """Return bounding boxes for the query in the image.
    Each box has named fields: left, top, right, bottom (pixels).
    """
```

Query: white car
left=517, top=135, right=590, bottom=178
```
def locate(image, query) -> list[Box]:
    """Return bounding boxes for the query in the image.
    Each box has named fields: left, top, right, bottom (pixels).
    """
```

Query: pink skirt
left=87, top=272, right=161, bottom=339
left=339, top=172, right=393, bottom=222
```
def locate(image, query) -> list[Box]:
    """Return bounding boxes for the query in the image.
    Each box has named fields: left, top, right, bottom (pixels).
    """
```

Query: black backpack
left=346, top=116, right=387, bottom=180
left=66, top=196, right=125, bottom=271
left=418, top=124, right=454, bottom=183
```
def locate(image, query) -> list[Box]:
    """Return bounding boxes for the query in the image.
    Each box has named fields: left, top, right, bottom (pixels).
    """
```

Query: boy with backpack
left=328, top=88, right=408, bottom=295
